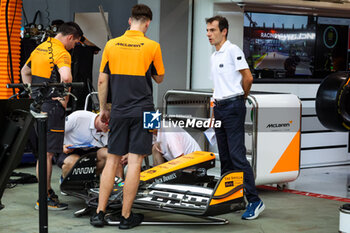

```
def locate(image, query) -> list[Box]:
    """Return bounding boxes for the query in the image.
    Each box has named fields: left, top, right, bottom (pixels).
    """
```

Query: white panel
left=138, top=0, right=160, bottom=42
left=192, top=0, right=214, bottom=89
left=216, top=11, right=244, bottom=48
left=301, top=148, right=350, bottom=167
left=301, top=100, right=316, bottom=115
left=253, top=94, right=301, bottom=184
left=191, top=0, right=246, bottom=90
left=301, top=117, right=328, bottom=132
left=254, top=94, right=301, bottom=132
left=256, top=132, right=298, bottom=170
left=74, top=13, right=108, bottom=90
left=301, top=132, right=348, bottom=148
left=255, top=171, right=299, bottom=185
left=251, top=83, right=320, bottom=99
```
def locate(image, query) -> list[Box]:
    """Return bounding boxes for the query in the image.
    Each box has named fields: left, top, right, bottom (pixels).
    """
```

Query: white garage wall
left=74, top=12, right=109, bottom=90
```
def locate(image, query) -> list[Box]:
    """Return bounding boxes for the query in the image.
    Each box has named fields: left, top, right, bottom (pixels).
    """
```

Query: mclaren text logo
left=266, top=121, right=292, bottom=128
left=72, top=167, right=96, bottom=175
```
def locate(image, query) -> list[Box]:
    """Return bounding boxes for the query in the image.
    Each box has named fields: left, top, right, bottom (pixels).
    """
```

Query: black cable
left=44, top=0, right=54, bottom=72
left=44, top=0, right=51, bottom=26
left=7, top=0, right=18, bottom=87
left=5, top=0, right=15, bottom=95
left=43, top=0, right=59, bottom=86
left=22, top=5, right=29, bottom=26
left=189, top=0, right=194, bottom=89
left=10, top=0, right=17, bottom=35
left=47, top=37, right=54, bottom=70
left=32, top=10, right=40, bottom=25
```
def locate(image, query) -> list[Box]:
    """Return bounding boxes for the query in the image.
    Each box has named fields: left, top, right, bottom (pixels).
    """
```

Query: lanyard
left=91, top=130, right=104, bottom=147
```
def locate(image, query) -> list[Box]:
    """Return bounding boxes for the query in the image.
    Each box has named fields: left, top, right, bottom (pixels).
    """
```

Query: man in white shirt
left=152, top=127, right=201, bottom=166
left=206, top=15, right=264, bottom=220
left=56, top=110, right=112, bottom=178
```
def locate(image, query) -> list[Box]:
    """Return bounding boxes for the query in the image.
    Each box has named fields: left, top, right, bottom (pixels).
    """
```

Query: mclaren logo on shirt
left=115, top=42, right=144, bottom=48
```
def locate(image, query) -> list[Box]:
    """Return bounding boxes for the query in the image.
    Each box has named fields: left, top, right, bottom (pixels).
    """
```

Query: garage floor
left=1, top=165, right=349, bottom=233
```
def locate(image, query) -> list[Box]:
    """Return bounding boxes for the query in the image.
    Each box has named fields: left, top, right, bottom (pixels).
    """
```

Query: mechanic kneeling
left=151, top=126, right=201, bottom=166
left=55, top=110, right=123, bottom=179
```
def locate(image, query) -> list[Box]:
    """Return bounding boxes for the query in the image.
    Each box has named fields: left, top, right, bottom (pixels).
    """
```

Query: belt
left=214, top=95, right=244, bottom=106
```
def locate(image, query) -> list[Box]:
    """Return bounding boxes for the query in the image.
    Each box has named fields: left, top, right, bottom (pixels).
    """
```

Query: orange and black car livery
left=25, top=37, right=71, bottom=98
left=100, top=30, right=165, bottom=117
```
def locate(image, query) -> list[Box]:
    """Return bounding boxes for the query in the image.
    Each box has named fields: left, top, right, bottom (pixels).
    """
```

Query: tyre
left=316, top=72, right=350, bottom=131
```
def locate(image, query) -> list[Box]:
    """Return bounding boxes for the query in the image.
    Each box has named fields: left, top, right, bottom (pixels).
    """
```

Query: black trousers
left=214, top=96, right=260, bottom=203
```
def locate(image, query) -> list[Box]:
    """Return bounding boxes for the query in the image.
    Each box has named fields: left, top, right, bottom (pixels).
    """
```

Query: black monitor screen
left=314, top=24, right=348, bottom=78
left=243, top=12, right=349, bottom=81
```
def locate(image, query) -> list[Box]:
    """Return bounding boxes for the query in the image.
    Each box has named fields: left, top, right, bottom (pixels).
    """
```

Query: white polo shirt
left=156, top=126, right=201, bottom=161
left=209, top=40, right=249, bottom=100
left=64, top=110, right=108, bottom=147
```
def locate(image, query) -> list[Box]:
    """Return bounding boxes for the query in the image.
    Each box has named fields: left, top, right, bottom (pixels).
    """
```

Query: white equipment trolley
left=163, top=90, right=302, bottom=187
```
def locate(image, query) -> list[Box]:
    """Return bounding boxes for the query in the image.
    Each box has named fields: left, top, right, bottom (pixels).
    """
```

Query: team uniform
left=25, top=37, right=71, bottom=153
left=100, top=30, right=165, bottom=155
left=210, top=40, right=260, bottom=204
left=55, top=110, right=108, bottom=168
left=156, top=127, right=201, bottom=161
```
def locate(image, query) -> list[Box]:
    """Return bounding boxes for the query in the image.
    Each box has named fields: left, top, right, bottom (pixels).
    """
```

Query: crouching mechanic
left=55, top=110, right=122, bottom=179
left=152, top=127, right=201, bottom=166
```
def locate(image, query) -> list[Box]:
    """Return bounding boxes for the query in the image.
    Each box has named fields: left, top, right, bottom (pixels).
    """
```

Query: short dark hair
left=57, top=22, right=83, bottom=40
left=51, top=19, right=64, bottom=26
left=131, top=4, right=153, bottom=22
left=206, top=15, right=229, bottom=37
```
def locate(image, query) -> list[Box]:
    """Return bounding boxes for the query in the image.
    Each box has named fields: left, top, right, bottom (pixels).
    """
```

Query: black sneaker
left=119, top=212, right=144, bottom=230
left=48, top=189, right=59, bottom=202
left=35, top=197, right=68, bottom=211
left=90, top=211, right=106, bottom=227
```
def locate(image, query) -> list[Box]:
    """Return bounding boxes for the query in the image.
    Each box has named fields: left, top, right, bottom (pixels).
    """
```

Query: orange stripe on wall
left=0, top=0, right=22, bottom=99
left=270, top=131, right=300, bottom=173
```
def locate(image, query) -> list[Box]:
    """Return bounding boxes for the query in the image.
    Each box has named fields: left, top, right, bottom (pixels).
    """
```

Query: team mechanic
left=55, top=110, right=114, bottom=179
left=21, top=22, right=83, bottom=210
left=206, top=16, right=265, bottom=220
left=152, top=126, right=201, bottom=166
left=90, top=4, right=165, bottom=229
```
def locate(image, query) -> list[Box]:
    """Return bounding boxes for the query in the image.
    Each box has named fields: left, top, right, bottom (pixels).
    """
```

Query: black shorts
left=54, top=148, right=98, bottom=168
left=41, top=101, right=65, bottom=154
left=108, top=117, right=152, bottom=156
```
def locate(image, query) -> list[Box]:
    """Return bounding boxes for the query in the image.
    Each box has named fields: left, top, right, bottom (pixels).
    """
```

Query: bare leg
left=36, top=152, right=54, bottom=192
left=96, top=148, right=107, bottom=175
left=97, top=148, right=124, bottom=178
left=152, top=144, right=164, bottom=166
left=61, top=154, right=80, bottom=178
left=96, top=153, right=121, bottom=213
left=115, top=162, right=124, bottom=179
left=121, top=153, right=144, bottom=218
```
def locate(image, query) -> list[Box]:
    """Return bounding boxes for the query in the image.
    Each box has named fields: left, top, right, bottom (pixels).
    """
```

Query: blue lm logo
left=143, top=110, right=161, bottom=129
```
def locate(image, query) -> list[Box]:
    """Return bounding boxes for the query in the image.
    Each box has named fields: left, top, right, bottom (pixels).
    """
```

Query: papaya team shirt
left=25, top=37, right=71, bottom=98
left=100, top=30, right=165, bottom=118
